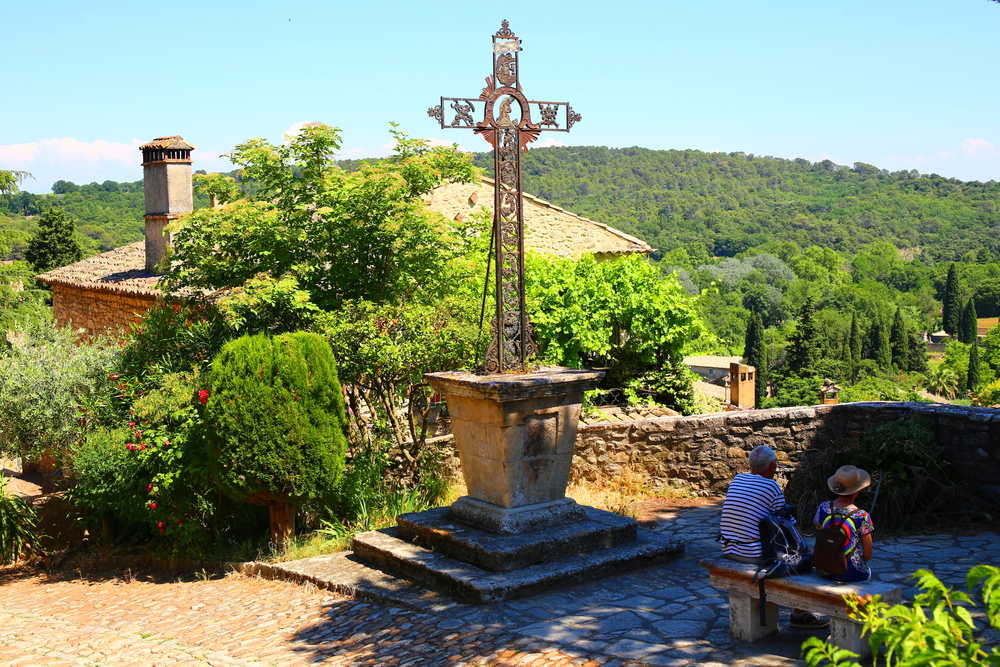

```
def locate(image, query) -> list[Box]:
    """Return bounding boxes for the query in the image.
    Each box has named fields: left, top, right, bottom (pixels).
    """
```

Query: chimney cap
left=139, top=135, right=197, bottom=151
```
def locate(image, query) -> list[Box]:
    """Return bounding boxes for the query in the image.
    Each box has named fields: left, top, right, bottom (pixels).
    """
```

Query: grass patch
left=567, top=467, right=695, bottom=519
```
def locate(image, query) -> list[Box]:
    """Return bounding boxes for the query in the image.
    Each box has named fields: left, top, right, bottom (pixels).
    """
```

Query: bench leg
left=829, top=618, right=870, bottom=659
left=728, top=591, right=778, bottom=643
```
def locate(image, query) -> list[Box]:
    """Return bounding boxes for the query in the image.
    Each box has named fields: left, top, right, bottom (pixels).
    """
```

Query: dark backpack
left=751, top=505, right=813, bottom=625
left=812, top=507, right=862, bottom=576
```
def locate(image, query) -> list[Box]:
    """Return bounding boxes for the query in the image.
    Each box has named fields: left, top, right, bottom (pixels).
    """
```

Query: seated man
left=719, top=445, right=829, bottom=630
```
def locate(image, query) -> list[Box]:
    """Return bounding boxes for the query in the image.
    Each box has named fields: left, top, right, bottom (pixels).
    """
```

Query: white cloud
left=532, top=138, right=568, bottom=149
left=282, top=121, right=315, bottom=145
left=961, top=138, right=995, bottom=155
left=0, top=142, right=41, bottom=165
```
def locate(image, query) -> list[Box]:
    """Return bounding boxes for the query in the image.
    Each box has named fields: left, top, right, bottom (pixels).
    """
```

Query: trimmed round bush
left=204, top=331, right=348, bottom=544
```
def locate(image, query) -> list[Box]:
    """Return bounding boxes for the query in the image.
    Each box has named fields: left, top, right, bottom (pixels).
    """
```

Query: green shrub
left=204, top=331, right=348, bottom=545
left=803, top=565, right=1000, bottom=666
left=0, top=475, right=43, bottom=564
left=0, top=321, right=118, bottom=460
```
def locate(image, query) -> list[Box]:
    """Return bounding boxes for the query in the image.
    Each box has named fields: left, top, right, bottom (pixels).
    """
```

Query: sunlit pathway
left=1, top=503, right=998, bottom=666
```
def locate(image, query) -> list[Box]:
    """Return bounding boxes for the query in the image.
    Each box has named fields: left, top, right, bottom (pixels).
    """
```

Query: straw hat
left=828, top=465, right=871, bottom=496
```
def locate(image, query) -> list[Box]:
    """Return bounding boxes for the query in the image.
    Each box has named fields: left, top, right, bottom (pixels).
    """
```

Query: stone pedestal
left=352, top=368, right=685, bottom=603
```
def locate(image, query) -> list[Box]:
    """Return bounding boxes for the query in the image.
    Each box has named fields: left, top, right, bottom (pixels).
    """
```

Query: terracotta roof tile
left=139, top=136, right=196, bottom=151
left=34, top=242, right=161, bottom=296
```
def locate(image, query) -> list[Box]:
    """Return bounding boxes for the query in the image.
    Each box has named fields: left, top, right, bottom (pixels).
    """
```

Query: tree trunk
left=269, top=502, right=295, bottom=548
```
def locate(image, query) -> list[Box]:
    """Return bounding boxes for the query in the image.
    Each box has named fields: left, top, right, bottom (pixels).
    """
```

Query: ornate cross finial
left=430, top=23, right=581, bottom=373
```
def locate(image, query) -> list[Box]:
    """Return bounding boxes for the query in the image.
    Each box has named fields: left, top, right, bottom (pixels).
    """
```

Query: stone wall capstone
left=571, top=402, right=1000, bottom=496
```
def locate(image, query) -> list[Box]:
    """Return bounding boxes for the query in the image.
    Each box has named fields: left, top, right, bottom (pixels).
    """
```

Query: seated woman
left=813, top=465, right=875, bottom=582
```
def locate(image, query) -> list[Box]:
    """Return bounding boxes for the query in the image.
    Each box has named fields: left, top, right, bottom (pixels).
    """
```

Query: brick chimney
left=139, top=136, right=195, bottom=274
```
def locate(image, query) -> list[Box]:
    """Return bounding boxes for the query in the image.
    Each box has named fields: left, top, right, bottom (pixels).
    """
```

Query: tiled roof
left=684, top=355, right=743, bottom=369
left=34, top=242, right=161, bottom=296
left=139, top=136, right=196, bottom=151
left=439, top=177, right=654, bottom=256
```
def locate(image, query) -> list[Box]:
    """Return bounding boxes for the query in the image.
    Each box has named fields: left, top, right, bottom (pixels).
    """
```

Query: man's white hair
left=748, top=445, right=776, bottom=472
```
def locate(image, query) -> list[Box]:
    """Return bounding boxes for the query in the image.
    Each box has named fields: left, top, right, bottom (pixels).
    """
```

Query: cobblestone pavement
left=2, top=502, right=998, bottom=666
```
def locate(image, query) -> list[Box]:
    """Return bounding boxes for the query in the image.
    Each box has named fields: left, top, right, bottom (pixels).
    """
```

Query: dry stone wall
left=571, top=402, right=1000, bottom=495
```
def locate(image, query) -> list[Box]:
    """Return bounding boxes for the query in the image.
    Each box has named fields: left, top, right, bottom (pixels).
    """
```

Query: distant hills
left=472, top=147, right=1000, bottom=263
left=3, top=147, right=999, bottom=264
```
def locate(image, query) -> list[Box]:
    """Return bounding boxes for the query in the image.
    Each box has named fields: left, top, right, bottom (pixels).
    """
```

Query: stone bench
left=700, top=557, right=902, bottom=658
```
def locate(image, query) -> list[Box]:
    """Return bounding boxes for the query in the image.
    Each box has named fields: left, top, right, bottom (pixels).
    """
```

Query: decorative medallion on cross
left=429, top=20, right=582, bottom=373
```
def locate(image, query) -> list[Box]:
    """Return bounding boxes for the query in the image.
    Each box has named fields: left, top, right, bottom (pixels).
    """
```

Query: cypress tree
left=849, top=312, right=862, bottom=366
left=743, top=312, right=767, bottom=404
left=890, top=306, right=908, bottom=369
left=876, top=315, right=893, bottom=369
left=24, top=208, right=83, bottom=273
left=841, top=336, right=854, bottom=381
left=964, top=298, right=978, bottom=345
left=968, top=341, right=981, bottom=391
left=943, top=263, right=961, bottom=335
left=786, top=297, right=820, bottom=375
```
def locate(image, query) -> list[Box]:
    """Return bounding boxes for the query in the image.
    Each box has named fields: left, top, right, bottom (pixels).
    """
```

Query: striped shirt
left=719, top=473, right=786, bottom=558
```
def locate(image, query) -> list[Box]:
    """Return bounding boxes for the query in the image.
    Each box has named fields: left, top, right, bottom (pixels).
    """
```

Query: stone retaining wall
left=571, top=402, right=1000, bottom=495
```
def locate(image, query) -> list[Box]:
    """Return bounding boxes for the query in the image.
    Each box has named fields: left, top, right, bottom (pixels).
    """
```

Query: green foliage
left=743, top=312, right=768, bottom=404
left=928, top=366, right=960, bottom=399
left=849, top=311, right=862, bottom=366
left=982, top=324, right=1000, bottom=376
left=162, top=124, right=478, bottom=313
left=785, top=297, right=820, bottom=376
left=890, top=307, right=908, bottom=369
left=0, top=475, right=43, bottom=564
left=526, top=252, right=703, bottom=369
left=321, top=298, right=482, bottom=469
left=204, top=332, right=348, bottom=508
left=473, top=147, right=1000, bottom=263
left=960, top=298, right=979, bottom=345
left=841, top=377, right=907, bottom=402
left=944, top=263, right=961, bottom=335
left=974, top=377, right=1000, bottom=407
left=0, top=321, right=118, bottom=459
left=968, top=342, right=981, bottom=391
left=762, top=374, right=822, bottom=408
left=0, top=170, right=32, bottom=198
left=24, top=208, right=82, bottom=273
left=944, top=341, right=972, bottom=388
left=801, top=565, right=1000, bottom=667
left=0, top=260, right=52, bottom=330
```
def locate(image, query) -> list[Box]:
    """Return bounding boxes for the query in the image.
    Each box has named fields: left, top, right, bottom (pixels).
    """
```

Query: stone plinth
left=351, top=367, right=685, bottom=604
left=425, top=368, right=603, bottom=534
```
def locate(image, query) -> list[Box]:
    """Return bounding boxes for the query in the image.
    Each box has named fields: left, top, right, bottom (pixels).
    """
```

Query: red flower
left=150, top=502, right=157, bottom=509
left=157, top=522, right=164, bottom=528
left=147, top=483, right=154, bottom=493
left=139, top=444, right=146, bottom=451
left=198, top=390, right=209, bottom=405
left=177, top=519, right=184, bottom=526
left=159, top=527, right=165, bottom=534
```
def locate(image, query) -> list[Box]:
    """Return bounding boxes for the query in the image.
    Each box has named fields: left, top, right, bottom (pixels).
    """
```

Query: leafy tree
left=24, top=208, right=83, bottom=273
left=785, top=297, right=820, bottom=376
left=742, top=312, right=767, bottom=404
left=0, top=170, right=32, bottom=198
left=943, top=263, right=961, bottom=335
left=968, top=341, right=981, bottom=392
left=890, top=306, right=908, bottom=369
left=203, top=332, right=348, bottom=546
left=163, top=124, right=478, bottom=312
left=874, top=315, right=892, bottom=369
left=51, top=180, right=79, bottom=195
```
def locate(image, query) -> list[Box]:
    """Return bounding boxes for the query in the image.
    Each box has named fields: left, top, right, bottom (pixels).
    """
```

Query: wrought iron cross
left=429, top=20, right=581, bottom=373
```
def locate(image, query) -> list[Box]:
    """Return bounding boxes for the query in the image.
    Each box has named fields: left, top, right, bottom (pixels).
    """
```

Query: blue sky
left=3, top=0, right=999, bottom=193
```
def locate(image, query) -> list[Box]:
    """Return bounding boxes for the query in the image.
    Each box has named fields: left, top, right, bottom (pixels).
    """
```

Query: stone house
left=36, top=137, right=651, bottom=338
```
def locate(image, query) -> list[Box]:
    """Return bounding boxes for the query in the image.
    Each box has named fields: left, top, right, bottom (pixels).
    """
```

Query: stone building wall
left=51, top=283, right=157, bottom=339
left=571, top=402, right=1000, bottom=495
left=426, top=180, right=651, bottom=259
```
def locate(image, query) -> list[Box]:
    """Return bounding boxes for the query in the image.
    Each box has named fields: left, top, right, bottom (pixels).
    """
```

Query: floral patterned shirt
left=813, top=501, right=875, bottom=579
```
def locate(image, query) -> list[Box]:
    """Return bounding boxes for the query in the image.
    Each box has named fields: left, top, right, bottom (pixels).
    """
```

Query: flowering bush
left=69, top=372, right=215, bottom=546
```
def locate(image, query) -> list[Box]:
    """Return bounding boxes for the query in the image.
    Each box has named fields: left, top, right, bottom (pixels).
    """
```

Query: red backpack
left=812, top=507, right=862, bottom=576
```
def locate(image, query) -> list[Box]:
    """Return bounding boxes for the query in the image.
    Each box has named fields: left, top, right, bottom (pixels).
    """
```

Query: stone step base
left=397, top=505, right=637, bottom=572
left=352, top=525, right=684, bottom=604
